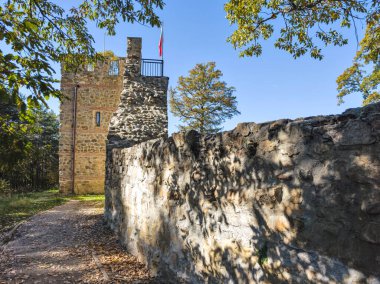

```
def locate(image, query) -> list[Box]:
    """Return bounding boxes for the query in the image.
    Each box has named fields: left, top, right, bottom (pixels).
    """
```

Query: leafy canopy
left=337, top=16, right=379, bottom=105
left=170, top=62, right=240, bottom=134
left=0, top=101, right=59, bottom=190
left=225, top=0, right=379, bottom=105
left=0, top=0, right=164, bottom=111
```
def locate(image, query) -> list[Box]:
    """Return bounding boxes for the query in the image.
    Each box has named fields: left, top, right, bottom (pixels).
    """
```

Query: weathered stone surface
left=105, top=102, right=380, bottom=283
left=59, top=56, right=125, bottom=194
left=59, top=36, right=167, bottom=194
left=361, top=222, right=380, bottom=244
left=362, top=196, right=380, bottom=215
left=107, top=37, right=168, bottom=148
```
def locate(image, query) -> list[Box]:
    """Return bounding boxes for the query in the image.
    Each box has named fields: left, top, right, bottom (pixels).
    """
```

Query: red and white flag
left=158, top=27, right=163, bottom=58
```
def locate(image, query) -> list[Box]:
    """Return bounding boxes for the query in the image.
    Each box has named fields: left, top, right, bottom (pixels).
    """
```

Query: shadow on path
left=0, top=200, right=159, bottom=283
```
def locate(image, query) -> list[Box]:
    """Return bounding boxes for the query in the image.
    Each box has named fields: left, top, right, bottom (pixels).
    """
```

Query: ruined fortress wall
left=59, top=59, right=125, bottom=194
left=107, top=37, right=168, bottom=148
left=105, top=103, right=380, bottom=283
left=105, top=37, right=169, bottom=199
left=107, top=75, right=168, bottom=147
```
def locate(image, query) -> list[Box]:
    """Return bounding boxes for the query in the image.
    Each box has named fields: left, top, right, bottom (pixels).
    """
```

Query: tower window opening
left=96, top=112, right=101, bottom=126
left=109, top=60, right=119, bottom=76
left=87, top=64, right=94, bottom=72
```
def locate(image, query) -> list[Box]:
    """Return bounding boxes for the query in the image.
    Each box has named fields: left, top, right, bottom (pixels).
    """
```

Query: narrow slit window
left=87, top=63, right=94, bottom=72
left=108, top=60, right=119, bottom=76
left=96, top=112, right=101, bottom=126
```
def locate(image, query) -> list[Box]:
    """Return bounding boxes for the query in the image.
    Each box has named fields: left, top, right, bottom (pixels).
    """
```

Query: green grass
left=70, top=194, right=105, bottom=202
left=0, top=189, right=104, bottom=232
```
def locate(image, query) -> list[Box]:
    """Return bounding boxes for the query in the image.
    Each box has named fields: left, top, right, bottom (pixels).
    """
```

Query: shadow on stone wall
left=105, top=103, right=380, bottom=283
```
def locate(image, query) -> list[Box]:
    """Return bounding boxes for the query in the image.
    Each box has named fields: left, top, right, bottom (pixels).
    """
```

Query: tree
left=0, top=0, right=164, bottom=113
left=170, top=62, right=240, bottom=134
left=0, top=101, right=59, bottom=191
left=337, top=18, right=379, bottom=105
left=0, top=99, right=32, bottom=169
left=224, top=0, right=379, bottom=105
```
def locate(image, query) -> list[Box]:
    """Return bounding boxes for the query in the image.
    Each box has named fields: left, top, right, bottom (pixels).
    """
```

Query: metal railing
left=141, top=59, right=164, bottom=77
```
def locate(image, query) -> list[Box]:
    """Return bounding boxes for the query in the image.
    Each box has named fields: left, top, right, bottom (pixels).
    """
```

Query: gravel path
left=0, top=200, right=158, bottom=283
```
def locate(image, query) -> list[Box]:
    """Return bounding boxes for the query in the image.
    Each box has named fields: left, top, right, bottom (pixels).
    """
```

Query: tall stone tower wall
left=59, top=57, right=125, bottom=194
left=107, top=37, right=169, bottom=148
left=105, top=37, right=169, bottom=220
left=60, top=37, right=168, bottom=194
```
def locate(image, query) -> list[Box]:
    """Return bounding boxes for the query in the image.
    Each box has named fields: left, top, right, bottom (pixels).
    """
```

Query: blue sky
left=49, top=0, right=364, bottom=134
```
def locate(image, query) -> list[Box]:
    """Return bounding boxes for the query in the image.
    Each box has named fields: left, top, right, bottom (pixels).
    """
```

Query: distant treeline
left=0, top=101, right=59, bottom=193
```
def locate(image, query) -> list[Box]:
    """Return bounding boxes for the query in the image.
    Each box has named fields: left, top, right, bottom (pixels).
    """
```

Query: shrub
left=0, top=179, right=11, bottom=195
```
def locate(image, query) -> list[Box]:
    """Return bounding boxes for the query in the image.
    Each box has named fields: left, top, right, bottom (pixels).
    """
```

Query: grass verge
left=0, top=188, right=104, bottom=232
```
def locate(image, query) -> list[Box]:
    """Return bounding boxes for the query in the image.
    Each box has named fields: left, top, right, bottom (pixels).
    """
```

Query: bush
left=0, top=179, right=11, bottom=195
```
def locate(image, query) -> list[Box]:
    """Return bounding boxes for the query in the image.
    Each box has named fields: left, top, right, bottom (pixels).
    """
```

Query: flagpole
left=159, top=23, right=164, bottom=75
left=161, top=23, right=164, bottom=61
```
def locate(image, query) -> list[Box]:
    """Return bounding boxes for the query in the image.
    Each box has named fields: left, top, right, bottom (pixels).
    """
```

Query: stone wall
left=107, top=37, right=169, bottom=148
left=105, top=36, right=169, bottom=200
left=105, top=103, right=380, bottom=283
left=59, top=57, right=125, bottom=194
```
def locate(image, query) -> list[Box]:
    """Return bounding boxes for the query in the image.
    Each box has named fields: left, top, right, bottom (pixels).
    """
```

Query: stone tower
left=59, top=37, right=168, bottom=194
left=107, top=37, right=169, bottom=147
left=104, top=37, right=169, bottom=230
left=59, top=56, right=125, bottom=194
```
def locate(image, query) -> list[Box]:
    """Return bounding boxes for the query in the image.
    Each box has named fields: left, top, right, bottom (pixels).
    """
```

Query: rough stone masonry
left=59, top=51, right=125, bottom=194
left=59, top=37, right=168, bottom=194
left=106, top=97, right=380, bottom=283
left=107, top=37, right=169, bottom=149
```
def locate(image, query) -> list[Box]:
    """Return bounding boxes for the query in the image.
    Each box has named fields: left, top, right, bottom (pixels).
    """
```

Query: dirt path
left=0, top=200, right=158, bottom=283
